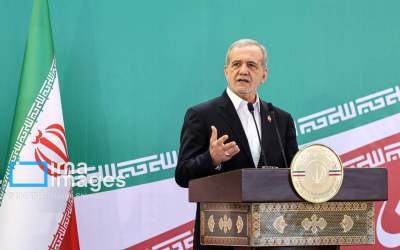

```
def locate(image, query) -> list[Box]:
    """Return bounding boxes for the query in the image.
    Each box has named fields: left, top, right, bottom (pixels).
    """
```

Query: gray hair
left=225, top=39, right=268, bottom=68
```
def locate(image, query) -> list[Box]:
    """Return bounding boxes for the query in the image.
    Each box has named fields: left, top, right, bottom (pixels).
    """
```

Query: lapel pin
left=267, top=115, right=272, bottom=123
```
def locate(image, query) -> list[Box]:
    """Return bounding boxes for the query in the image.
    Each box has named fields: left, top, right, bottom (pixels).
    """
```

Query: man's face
left=224, top=45, right=267, bottom=102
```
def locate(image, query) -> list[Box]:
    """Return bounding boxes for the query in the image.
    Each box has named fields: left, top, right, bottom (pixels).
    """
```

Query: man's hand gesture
left=209, top=126, right=240, bottom=166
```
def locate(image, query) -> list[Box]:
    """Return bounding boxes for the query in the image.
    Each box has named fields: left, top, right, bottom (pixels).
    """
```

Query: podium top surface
left=189, top=168, right=387, bottom=202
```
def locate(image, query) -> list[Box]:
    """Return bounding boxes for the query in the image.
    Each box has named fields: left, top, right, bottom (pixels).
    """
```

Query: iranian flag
left=0, top=0, right=79, bottom=249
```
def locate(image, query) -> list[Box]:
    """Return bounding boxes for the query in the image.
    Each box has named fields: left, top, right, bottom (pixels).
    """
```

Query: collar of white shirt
left=226, top=87, right=260, bottom=112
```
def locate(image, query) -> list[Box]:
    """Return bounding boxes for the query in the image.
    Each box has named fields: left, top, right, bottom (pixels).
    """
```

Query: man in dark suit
left=175, top=39, right=320, bottom=250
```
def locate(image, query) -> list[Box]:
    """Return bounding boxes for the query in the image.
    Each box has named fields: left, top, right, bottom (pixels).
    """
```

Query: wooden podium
left=188, top=168, right=387, bottom=249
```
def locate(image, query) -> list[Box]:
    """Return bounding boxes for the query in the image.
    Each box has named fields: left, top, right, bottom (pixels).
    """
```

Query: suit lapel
left=217, top=92, right=255, bottom=167
left=260, top=101, right=275, bottom=166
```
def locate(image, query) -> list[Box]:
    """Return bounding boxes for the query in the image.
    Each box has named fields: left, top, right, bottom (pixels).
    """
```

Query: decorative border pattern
left=201, top=202, right=374, bottom=247
left=49, top=191, right=75, bottom=250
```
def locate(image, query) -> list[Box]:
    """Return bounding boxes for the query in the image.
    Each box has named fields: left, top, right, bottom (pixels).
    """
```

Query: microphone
left=267, top=103, right=289, bottom=169
left=247, top=102, right=268, bottom=168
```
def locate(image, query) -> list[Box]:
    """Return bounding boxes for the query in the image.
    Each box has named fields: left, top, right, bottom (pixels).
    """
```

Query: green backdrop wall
left=2, top=0, right=399, bottom=169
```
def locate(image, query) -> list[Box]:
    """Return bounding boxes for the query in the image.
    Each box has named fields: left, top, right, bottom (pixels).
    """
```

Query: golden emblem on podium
left=290, top=144, right=343, bottom=203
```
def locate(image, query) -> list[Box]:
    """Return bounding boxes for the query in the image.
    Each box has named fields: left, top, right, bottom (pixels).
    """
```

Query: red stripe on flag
left=49, top=192, right=80, bottom=250
left=126, top=220, right=195, bottom=250
left=340, top=132, right=400, bottom=250
left=340, top=133, right=400, bottom=168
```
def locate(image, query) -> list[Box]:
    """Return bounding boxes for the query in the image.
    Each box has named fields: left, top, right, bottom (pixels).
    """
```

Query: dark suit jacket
left=175, top=91, right=299, bottom=249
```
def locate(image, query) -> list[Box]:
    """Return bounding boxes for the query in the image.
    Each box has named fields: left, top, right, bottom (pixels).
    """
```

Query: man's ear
left=263, top=67, right=268, bottom=82
left=224, top=64, right=228, bottom=78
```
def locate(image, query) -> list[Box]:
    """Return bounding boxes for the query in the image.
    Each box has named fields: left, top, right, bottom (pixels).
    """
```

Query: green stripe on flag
left=0, top=0, right=55, bottom=202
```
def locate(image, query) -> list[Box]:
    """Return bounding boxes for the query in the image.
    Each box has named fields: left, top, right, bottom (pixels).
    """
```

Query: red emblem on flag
left=32, top=123, right=69, bottom=177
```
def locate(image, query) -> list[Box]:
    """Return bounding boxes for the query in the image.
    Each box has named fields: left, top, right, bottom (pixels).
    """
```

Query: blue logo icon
left=8, top=161, right=48, bottom=187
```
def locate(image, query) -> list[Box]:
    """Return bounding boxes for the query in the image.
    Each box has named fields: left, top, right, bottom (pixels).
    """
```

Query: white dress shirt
left=226, top=87, right=262, bottom=167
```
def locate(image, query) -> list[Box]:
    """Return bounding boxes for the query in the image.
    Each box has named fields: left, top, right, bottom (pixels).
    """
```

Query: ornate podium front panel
left=200, top=202, right=374, bottom=247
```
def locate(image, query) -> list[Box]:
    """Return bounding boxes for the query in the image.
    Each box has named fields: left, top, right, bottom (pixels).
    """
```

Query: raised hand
left=209, top=126, right=240, bottom=166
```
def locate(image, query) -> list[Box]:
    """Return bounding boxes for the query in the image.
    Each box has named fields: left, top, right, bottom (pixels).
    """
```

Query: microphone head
left=267, top=102, right=274, bottom=112
left=247, top=102, right=254, bottom=112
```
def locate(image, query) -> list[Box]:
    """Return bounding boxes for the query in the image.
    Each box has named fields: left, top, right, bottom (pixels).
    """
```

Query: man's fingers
left=210, top=130, right=240, bottom=164
left=223, top=141, right=236, bottom=151
left=210, top=126, right=217, bottom=143
left=217, top=134, right=229, bottom=145
left=232, top=145, right=240, bottom=155
left=225, top=145, right=240, bottom=158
